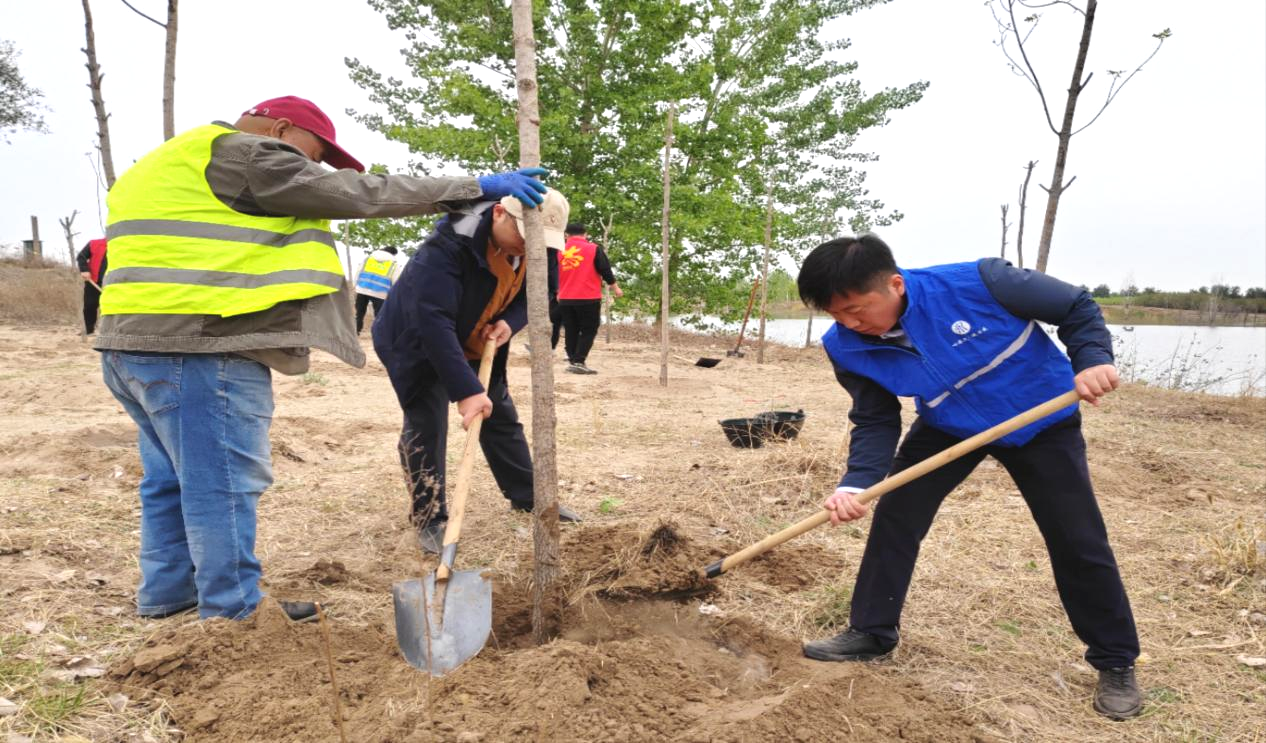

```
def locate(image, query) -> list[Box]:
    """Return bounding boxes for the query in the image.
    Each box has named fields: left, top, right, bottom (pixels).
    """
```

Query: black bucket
left=718, top=418, right=766, bottom=448
left=754, top=409, right=806, bottom=440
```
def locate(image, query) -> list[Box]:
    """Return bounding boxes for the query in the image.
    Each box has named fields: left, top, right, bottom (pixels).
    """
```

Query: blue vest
left=821, top=261, right=1075, bottom=446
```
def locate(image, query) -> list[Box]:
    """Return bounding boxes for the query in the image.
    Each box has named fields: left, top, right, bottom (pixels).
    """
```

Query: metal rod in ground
left=315, top=603, right=348, bottom=743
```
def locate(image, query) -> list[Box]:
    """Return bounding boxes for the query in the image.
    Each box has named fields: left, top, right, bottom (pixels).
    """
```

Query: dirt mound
left=109, top=525, right=982, bottom=742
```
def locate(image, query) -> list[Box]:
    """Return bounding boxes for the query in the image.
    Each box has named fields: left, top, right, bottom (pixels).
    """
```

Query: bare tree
left=1015, top=159, right=1036, bottom=269
left=59, top=211, right=88, bottom=340
left=999, top=203, right=1011, bottom=261
left=658, top=103, right=675, bottom=388
left=510, top=0, right=561, bottom=644
left=81, top=0, right=116, bottom=187
left=120, top=0, right=179, bottom=140
left=58, top=210, right=80, bottom=267
left=991, top=0, right=1169, bottom=272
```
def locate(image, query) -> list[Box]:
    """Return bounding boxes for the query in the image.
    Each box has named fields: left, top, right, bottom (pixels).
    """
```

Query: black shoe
left=416, top=520, right=447, bottom=555
left=140, top=603, right=197, bottom=620
left=802, top=628, right=896, bottom=662
left=574, top=362, right=598, bottom=375
left=565, top=362, right=584, bottom=374
left=1094, top=666, right=1142, bottom=720
left=511, top=502, right=584, bottom=523
left=279, top=601, right=320, bottom=623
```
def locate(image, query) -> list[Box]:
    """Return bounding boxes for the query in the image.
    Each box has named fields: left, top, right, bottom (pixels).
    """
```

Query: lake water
left=665, top=316, right=1266, bottom=396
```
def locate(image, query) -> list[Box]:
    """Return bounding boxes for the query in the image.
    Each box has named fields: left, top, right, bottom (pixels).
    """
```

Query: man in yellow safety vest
left=96, top=95, right=550, bottom=622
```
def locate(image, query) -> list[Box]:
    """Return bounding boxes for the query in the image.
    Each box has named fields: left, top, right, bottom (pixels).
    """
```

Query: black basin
left=754, top=409, right=806, bottom=440
left=718, top=418, right=766, bottom=448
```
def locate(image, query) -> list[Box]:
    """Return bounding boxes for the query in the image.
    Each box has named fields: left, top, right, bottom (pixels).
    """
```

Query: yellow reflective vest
left=101, top=124, right=344, bottom=317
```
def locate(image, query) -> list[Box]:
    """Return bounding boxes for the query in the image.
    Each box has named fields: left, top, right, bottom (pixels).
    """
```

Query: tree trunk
left=756, top=183, right=773, bottom=364
left=658, top=103, right=675, bottom=387
left=60, top=211, right=85, bottom=341
left=1016, top=160, right=1036, bottom=270
left=1035, top=0, right=1097, bottom=273
left=601, top=215, right=613, bottom=345
left=81, top=0, right=116, bottom=188
left=162, top=0, right=178, bottom=140
left=804, top=310, right=814, bottom=348
left=510, top=0, right=561, bottom=645
left=999, top=203, right=1009, bottom=260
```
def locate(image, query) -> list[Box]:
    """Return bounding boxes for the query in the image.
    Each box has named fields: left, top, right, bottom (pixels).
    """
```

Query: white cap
left=500, top=188, right=570, bottom=250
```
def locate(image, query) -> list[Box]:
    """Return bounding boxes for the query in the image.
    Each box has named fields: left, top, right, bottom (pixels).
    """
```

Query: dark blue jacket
left=372, top=203, right=527, bottom=408
left=830, top=258, right=1112, bottom=490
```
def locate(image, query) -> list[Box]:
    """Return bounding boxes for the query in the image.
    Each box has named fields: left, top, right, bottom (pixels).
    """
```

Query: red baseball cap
left=242, top=95, right=365, bottom=173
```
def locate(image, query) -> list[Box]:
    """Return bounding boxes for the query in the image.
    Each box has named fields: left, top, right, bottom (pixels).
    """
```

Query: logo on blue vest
left=951, top=320, right=971, bottom=335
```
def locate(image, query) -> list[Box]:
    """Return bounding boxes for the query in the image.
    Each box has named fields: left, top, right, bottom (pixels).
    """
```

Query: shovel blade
left=392, top=570, right=492, bottom=676
left=695, top=357, right=721, bottom=368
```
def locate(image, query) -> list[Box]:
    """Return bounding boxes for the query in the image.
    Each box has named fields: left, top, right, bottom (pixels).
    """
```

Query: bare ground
left=0, top=321, right=1263, bottom=742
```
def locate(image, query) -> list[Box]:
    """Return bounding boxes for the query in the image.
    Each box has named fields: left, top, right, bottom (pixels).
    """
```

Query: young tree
left=508, top=0, right=562, bottom=644
left=119, top=0, right=179, bottom=140
left=350, top=0, right=924, bottom=320
left=0, top=39, right=48, bottom=142
left=990, top=0, right=1169, bottom=272
left=81, top=0, right=117, bottom=187
left=659, top=103, right=675, bottom=387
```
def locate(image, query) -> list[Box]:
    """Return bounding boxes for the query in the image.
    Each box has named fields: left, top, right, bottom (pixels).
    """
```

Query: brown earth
left=1, top=317, right=1264, bottom=743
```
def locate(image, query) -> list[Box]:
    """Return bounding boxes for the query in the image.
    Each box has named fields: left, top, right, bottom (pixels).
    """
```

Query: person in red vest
left=76, top=238, right=109, bottom=334
left=557, top=223, right=622, bottom=374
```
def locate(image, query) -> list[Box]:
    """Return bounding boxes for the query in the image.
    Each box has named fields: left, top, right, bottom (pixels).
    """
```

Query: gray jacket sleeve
left=207, top=131, right=483, bottom=220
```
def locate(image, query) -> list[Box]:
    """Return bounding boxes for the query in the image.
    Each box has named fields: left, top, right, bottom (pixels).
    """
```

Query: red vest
left=558, top=236, right=602, bottom=300
left=87, top=239, right=108, bottom=283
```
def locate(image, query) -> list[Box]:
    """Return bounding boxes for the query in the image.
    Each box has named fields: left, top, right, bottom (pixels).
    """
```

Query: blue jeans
left=102, top=352, right=274, bottom=620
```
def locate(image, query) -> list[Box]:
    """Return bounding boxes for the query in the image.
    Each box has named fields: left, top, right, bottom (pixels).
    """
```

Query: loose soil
left=1, top=317, right=1264, bottom=742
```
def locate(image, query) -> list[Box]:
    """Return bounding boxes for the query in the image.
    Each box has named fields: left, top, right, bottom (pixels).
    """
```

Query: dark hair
left=796, top=234, right=897, bottom=310
left=383, top=245, right=399, bottom=255
left=565, top=222, right=586, bottom=236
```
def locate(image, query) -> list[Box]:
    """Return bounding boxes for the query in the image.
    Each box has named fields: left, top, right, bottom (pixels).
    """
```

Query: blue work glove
left=477, top=167, right=549, bottom=207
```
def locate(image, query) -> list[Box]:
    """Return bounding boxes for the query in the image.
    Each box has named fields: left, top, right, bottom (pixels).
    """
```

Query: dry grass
left=0, top=321, right=1264, bottom=742
left=0, top=258, right=80, bottom=326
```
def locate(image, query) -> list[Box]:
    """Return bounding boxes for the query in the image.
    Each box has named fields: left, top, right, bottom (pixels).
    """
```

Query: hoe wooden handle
left=436, top=339, right=497, bottom=582
left=702, top=389, right=1081, bottom=579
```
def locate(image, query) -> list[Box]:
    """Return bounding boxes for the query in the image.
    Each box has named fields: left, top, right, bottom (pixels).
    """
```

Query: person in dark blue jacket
left=796, top=234, right=1141, bottom=720
left=372, top=189, right=582, bottom=555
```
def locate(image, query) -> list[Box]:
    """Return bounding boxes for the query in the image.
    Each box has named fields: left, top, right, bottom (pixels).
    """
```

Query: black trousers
left=560, top=301, right=602, bottom=364
left=549, top=299, right=562, bottom=349
left=83, top=282, right=101, bottom=334
left=849, top=413, right=1139, bottom=670
left=354, top=294, right=384, bottom=334
left=398, top=361, right=534, bottom=525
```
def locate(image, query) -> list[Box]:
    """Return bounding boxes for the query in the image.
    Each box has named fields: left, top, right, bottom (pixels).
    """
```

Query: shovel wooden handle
left=702, top=389, right=1081, bottom=579
left=436, top=339, right=497, bottom=582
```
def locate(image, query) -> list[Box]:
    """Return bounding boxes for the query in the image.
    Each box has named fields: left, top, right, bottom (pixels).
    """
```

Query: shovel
left=393, top=339, right=497, bottom=675
left=728, top=279, right=760, bottom=358
left=702, top=390, right=1080, bottom=579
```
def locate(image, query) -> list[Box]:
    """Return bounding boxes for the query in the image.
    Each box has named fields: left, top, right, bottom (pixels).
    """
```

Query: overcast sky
left=2, top=0, right=1263, bottom=291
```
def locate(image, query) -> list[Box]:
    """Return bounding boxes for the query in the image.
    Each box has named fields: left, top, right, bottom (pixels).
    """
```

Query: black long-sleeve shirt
left=75, top=242, right=108, bottom=282
left=836, top=258, right=1112, bottom=490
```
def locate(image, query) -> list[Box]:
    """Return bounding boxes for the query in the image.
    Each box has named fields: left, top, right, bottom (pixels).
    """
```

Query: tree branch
left=1072, top=31, right=1169, bottom=135
left=118, top=0, right=166, bottom=28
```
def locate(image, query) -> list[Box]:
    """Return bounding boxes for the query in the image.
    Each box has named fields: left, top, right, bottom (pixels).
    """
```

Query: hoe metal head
left=392, top=570, right=491, bottom=676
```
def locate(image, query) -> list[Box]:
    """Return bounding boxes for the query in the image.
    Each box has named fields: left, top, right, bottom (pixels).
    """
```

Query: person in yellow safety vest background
left=354, top=245, right=403, bottom=334
left=94, top=95, right=551, bottom=624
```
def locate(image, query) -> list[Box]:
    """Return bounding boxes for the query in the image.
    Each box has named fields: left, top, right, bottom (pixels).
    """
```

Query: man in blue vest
left=354, top=245, right=402, bottom=334
left=796, top=235, right=1140, bottom=720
